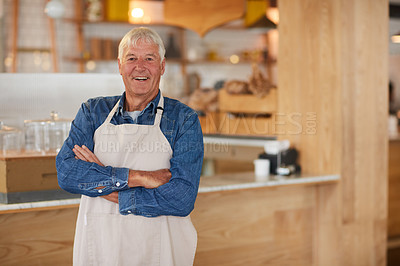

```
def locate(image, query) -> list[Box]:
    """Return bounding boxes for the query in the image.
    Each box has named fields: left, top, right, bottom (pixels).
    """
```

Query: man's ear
left=161, top=58, right=166, bottom=75
left=118, top=58, right=122, bottom=75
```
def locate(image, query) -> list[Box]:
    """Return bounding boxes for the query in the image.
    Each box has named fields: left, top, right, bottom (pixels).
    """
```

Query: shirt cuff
left=111, top=167, right=129, bottom=190
left=118, top=189, right=136, bottom=215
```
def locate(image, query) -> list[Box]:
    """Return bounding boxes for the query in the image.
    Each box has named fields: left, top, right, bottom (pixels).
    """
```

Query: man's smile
left=133, top=76, right=149, bottom=81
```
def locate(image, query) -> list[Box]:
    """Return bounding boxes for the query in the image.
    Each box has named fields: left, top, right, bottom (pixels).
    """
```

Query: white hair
left=118, top=27, right=165, bottom=62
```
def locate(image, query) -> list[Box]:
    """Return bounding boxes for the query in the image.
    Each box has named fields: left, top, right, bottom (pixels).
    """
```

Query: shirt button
left=98, top=189, right=103, bottom=193
left=116, top=182, right=120, bottom=187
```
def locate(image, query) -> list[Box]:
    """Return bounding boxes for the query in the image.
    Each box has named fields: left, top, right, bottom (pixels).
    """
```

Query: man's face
left=118, top=40, right=165, bottom=100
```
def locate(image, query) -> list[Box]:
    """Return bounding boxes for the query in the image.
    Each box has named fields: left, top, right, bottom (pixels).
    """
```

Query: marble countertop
left=198, top=172, right=339, bottom=193
left=203, top=134, right=276, bottom=147
left=0, top=172, right=339, bottom=212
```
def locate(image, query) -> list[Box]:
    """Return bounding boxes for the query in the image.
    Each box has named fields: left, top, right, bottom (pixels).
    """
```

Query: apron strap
left=154, top=94, right=164, bottom=126
left=105, top=94, right=164, bottom=125
left=104, top=99, right=121, bottom=124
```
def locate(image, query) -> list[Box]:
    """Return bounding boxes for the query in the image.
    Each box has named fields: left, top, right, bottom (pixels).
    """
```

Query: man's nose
left=134, top=59, right=146, bottom=70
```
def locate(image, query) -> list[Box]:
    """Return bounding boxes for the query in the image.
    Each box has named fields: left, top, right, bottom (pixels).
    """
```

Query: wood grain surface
left=0, top=182, right=335, bottom=266
left=278, top=0, right=388, bottom=265
left=192, top=185, right=317, bottom=266
left=389, top=140, right=400, bottom=238
left=164, top=0, right=244, bottom=37
left=0, top=206, right=78, bottom=266
left=0, top=156, right=58, bottom=193
left=219, top=89, right=277, bottom=114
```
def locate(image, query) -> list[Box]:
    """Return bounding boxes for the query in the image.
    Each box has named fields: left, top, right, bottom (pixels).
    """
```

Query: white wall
left=0, top=73, right=124, bottom=129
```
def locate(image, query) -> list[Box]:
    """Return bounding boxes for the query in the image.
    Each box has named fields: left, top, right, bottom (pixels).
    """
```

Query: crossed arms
left=56, top=98, right=203, bottom=217
left=73, top=145, right=171, bottom=203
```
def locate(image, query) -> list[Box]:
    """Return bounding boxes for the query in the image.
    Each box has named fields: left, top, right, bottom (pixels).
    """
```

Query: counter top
left=203, top=134, right=276, bottom=147
left=198, top=172, right=339, bottom=193
left=0, top=150, right=57, bottom=160
left=0, top=172, right=339, bottom=212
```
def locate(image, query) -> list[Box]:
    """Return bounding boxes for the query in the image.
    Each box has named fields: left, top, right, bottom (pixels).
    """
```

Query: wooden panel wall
left=0, top=206, right=78, bottom=265
left=278, top=0, right=388, bottom=265
left=192, top=186, right=317, bottom=265
left=0, top=184, right=324, bottom=266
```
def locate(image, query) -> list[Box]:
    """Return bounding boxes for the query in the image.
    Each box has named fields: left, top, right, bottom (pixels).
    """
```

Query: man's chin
left=126, top=88, right=158, bottom=98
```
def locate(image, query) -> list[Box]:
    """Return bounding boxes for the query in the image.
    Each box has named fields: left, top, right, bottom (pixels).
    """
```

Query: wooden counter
left=0, top=172, right=339, bottom=265
left=389, top=138, right=400, bottom=238
left=0, top=151, right=76, bottom=204
left=388, top=139, right=400, bottom=265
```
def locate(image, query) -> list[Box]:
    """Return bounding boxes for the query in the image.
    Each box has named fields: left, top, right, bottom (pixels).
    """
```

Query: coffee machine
left=259, top=140, right=300, bottom=175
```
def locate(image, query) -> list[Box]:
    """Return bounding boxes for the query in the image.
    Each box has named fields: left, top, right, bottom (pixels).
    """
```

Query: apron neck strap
left=154, top=94, right=164, bottom=126
left=105, top=99, right=121, bottom=124
left=105, top=94, right=164, bottom=125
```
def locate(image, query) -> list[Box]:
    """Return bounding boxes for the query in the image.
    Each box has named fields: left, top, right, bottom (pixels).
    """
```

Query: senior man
left=56, top=27, right=204, bottom=266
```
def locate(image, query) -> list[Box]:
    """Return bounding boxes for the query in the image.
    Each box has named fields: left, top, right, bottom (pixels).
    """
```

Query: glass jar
left=0, top=121, right=22, bottom=156
left=47, top=112, right=72, bottom=153
left=24, top=112, right=72, bottom=153
left=24, top=120, right=47, bottom=153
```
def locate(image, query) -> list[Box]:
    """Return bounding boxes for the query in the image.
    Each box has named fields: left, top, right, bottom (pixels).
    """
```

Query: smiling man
left=56, top=27, right=204, bottom=266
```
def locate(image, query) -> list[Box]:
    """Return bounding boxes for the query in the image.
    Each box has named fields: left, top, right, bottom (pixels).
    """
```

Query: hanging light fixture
left=44, top=0, right=65, bottom=19
left=266, top=0, right=279, bottom=25
left=392, top=32, right=400, bottom=43
left=129, top=0, right=164, bottom=24
left=245, top=0, right=276, bottom=31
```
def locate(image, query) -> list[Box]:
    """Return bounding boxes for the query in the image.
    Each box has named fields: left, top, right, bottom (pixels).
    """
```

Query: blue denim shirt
left=56, top=90, right=204, bottom=217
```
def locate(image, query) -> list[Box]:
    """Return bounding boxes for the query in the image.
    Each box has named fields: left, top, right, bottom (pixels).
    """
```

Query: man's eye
left=146, top=57, right=154, bottom=61
left=127, top=57, right=135, bottom=61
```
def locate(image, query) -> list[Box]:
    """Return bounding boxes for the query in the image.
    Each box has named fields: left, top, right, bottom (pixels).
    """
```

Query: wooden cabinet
left=0, top=153, right=76, bottom=204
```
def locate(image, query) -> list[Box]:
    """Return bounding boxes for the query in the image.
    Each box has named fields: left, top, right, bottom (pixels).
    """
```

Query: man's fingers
left=82, top=145, right=103, bottom=166
left=101, top=192, right=118, bottom=203
left=74, top=145, right=92, bottom=161
left=73, top=146, right=88, bottom=161
left=73, top=145, right=104, bottom=166
left=82, top=145, right=104, bottom=166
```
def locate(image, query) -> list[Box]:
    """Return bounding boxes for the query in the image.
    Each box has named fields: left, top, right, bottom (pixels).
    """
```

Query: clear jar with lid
left=0, top=121, right=22, bottom=156
left=24, top=112, right=72, bottom=154
left=47, top=111, right=72, bottom=153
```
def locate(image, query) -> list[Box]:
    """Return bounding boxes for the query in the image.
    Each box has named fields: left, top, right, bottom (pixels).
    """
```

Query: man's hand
left=101, top=192, right=118, bottom=203
left=73, top=145, right=104, bottom=166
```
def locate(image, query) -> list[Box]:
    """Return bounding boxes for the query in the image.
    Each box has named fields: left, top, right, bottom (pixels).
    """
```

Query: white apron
left=73, top=95, right=197, bottom=266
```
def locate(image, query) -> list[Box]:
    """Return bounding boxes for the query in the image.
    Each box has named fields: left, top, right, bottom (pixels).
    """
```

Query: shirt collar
left=116, top=90, right=161, bottom=116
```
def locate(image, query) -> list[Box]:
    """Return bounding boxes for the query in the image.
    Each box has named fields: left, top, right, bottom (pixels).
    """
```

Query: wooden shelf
left=65, top=57, right=270, bottom=66
left=64, top=57, right=113, bottom=63
left=16, top=47, right=51, bottom=53
left=63, top=17, right=184, bottom=28
left=63, top=17, right=254, bottom=31
left=388, top=237, right=400, bottom=250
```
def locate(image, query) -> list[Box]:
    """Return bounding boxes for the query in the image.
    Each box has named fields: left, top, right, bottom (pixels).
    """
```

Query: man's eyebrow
left=125, top=53, right=157, bottom=58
